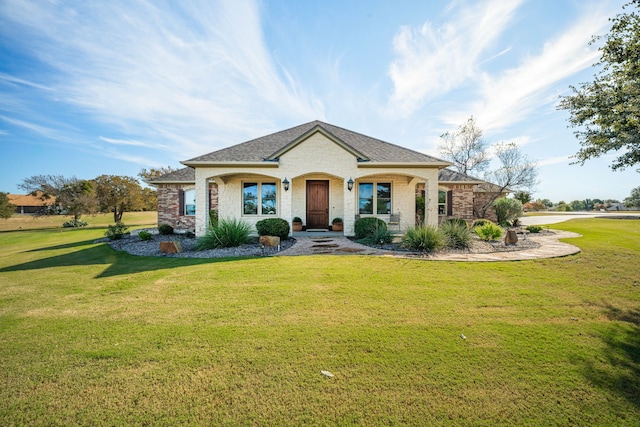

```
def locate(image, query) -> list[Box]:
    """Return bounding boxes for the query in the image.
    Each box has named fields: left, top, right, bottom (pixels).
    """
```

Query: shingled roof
left=182, top=120, right=449, bottom=165
left=146, top=167, right=195, bottom=184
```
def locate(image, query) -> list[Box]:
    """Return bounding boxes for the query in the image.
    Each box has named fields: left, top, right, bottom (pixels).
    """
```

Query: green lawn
left=0, top=218, right=638, bottom=425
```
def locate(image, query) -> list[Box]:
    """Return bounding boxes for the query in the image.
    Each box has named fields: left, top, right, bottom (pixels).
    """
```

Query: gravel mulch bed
left=98, top=228, right=551, bottom=258
left=98, top=229, right=295, bottom=258
left=354, top=230, right=549, bottom=254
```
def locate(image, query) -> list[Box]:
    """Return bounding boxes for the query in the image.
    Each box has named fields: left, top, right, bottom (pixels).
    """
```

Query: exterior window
left=184, top=189, right=196, bottom=216
left=438, top=190, right=447, bottom=215
left=358, top=182, right=391, bottom=215
left=244, top=182, right=277, bottom=215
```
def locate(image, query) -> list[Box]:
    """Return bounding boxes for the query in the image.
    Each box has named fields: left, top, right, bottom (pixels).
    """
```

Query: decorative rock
left=259, top=236, right=281, bottom=247
left=159, top=241, right=183, bottom=253
left=504, top=230, right=518, bottom=246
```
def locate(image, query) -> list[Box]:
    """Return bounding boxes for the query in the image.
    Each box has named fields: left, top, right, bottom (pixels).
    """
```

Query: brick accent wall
left=157, top=183, right=218, bottom=230
left=473, top=192, right=502, bottom=223
left=415, top=183, right=503, bottom=224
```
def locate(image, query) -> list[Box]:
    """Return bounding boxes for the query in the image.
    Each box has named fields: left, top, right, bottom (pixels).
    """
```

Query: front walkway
left=277, top=230, right=582, bottom=261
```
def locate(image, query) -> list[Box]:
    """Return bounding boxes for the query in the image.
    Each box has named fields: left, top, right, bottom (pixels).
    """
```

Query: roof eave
left=358, top=161, right=451, bottom=168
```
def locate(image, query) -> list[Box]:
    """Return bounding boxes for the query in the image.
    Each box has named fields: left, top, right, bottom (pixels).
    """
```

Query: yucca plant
left=401, top=225, right=445, bottom=253
left=194, top=218, right=253, bottom=249
left=439, top=220, right=472, bottom=249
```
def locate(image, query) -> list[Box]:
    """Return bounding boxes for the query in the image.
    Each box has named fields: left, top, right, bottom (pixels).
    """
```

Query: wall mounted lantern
left=283, top=178, right=290, bottom=191
left=347, top=178, right=354, bottom=192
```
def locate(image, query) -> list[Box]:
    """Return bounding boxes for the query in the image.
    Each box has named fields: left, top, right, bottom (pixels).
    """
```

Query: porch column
left=281, top=178, right=293, bottom=235
left=425, top=178, right=439, bottom=228
left=194, top=170, right=208, bottom=237
left=343, top=177, right=356, bottom=236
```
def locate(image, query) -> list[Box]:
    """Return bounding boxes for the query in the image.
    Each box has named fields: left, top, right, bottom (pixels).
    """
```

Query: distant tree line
left=11, top=168, right=175, bottom=222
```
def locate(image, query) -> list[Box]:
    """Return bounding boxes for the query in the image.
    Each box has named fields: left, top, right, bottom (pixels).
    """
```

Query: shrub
left=138, top=230, right=153, bottom=241
left=439, top=220, right=472, bottom=249
left=440, top=218, right=468, bottom=229
left=292, top=216, right=302, bottom=223
left=367, top=227, right=394, bottom=246
left=474, top=222, right=504, bottom=241
left=62, top=219, right=88, bottom=228
left=354, top=217, right=387, bottom=239
left=158, top=224, right=174, bottom=235
left=401, top=225, right=445, bottom=253
left=493, top=198, right=523, bottom=226
left=184, top=230, right=196, bottom=238
left=105, top=222, right=129, bottom=240
left=526, top=225, right=543, bottom=233
left=194, top=218, right=253, bottom=249
left=332, top=217, right=343, bottom=224
left=256, top=218, right=290, bottom=239
left=471, top=218, right=493, bottom=228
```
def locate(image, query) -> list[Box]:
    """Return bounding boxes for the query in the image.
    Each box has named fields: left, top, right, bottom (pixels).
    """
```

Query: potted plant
left=292, top=216, right=303, bottom=232
left=331, top=217, right=343, bottom=232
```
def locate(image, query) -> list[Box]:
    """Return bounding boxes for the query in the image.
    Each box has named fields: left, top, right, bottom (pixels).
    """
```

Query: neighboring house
left=149, top=121, right=506, bottom=237
left=7, top=192, right=55, bottom=214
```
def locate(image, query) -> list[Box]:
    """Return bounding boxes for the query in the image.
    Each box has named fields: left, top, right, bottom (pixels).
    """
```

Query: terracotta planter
left=332, top=222, right=343, bottom=232
left=292, top=222, right=303, bottom=232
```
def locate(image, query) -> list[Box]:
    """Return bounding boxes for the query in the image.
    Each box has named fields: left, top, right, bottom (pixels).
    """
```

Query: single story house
left=149, top=121, right=505, bottom=237
left=7, top=192, right=55, bottom=214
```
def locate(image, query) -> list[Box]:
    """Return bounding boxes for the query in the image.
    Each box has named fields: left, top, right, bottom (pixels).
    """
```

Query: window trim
left=183, top=188, right=196, bottom=216
left=358, top=181, right=392, bottom=215
left=242, top=181, right=278, bottom=216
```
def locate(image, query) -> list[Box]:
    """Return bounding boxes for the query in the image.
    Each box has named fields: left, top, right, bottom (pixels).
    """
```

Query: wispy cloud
left=441, top=3, right=613, bottom=133
left=387, top=0, right=523, bottom=117
left=0, top=72, right=52, bottom=91
left=0, top=0, right=324, bottom=160
left=0, top=115, right=64, bottom=140
left=99, top=136, right=164, bottom=149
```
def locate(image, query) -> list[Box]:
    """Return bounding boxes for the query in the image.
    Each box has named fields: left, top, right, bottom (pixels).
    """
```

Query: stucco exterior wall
left=191, top=133, right=441, bottom=236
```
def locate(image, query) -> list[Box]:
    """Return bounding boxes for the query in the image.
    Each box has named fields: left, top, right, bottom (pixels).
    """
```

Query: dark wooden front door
left=306, top=180, right=329, bottom=229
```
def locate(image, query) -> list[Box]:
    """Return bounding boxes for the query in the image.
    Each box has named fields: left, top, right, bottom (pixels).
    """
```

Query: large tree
left=56, top=180, right=98, bottom=220
left=18, top=174, right=69, bottom=211
left=0, top=192, right=16, bottom=219
left=438, top=116, right=490, bottom=176
left=439, top=118, right=538, bottom=218
left=624, top=186, right=640, bottom=207
left=477, top=142, right=538, bottom=218
left=558, top=1, right=640, bottom=171
left=18, top=174, right=96, bottom=216
left=93, top=175, right=145, bottom=222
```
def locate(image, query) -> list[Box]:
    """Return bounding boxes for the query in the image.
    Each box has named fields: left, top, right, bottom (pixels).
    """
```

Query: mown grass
left=0, top=211, right=157, bottom=231
left=0, top=218, right=638, bottom=425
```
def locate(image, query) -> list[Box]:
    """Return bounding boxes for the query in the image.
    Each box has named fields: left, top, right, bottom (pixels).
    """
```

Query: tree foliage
left=624, top=186, right=640, bottom=207
left=440, top=118, right=538, bottom=219
left=19, top=174, right=96, bottom=217
left=558, top=1, right=640, bottom=171
left=438, top=116, right=490, bottom=175
left=478, top=143, right=538, bottom=218
left=56, top=180, right=98, bottom=220
left=93, top=175, right=144, bottom=222
left=492, top=198, right=523, bottom=226
left=513, top=191, right=532, bottom=204
left=138, top=166, right=178, bottom=182
left=0, top=192, right=16, bottom=219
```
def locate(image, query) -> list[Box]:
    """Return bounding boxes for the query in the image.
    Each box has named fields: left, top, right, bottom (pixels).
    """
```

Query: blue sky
left=1, top=0, right=637, bottom=202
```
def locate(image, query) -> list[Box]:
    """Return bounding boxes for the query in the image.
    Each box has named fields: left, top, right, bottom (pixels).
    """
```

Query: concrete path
left=521, top=212, right=639, bottom=226
left=276, top=230, right=583, bottom=262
